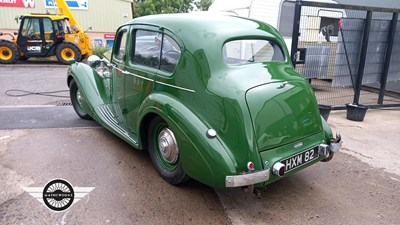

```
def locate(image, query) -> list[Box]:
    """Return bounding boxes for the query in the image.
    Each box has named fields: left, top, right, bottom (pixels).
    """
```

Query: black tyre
left=69, top=79, right=91, bottom=120
left=0, top=41, right=19, bottom=64
left=321, top=152, right=334, bottom=162
left=56, top=42, right=82, bottom=65
left=148, top=117, right=188, bottom=185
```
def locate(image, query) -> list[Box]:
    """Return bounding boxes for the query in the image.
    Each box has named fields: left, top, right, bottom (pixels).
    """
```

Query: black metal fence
left=289, top=0, right=400, bottom=109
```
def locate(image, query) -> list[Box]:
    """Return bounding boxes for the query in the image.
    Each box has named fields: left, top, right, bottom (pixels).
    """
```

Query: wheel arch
left=139, top=112, right=159, bottom=152
left=66, top=62, right=110, bottom=115
left=137, top=93, right=238, bottom=188
left=67, top=71, right=74, bottom=88
left=60, top=41, right=82, bottom=52
left=0, top=39, right=16, bottom=45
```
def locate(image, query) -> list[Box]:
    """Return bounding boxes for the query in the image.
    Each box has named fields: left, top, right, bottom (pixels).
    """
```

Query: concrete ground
left=216, top=109, right=400, bottom=225
left=1, top=65, right=400, bottom=224
left=0, top=128, right=226, bottom=225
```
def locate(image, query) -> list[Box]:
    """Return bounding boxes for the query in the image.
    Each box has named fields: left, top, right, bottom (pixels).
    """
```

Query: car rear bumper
left=224, top=134, right=342, bottom=188
left=225, top=169, right=270, bottom=188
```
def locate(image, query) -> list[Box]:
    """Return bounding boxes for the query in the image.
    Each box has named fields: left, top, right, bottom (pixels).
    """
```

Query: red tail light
left=247, top=162, right=255, bottom=171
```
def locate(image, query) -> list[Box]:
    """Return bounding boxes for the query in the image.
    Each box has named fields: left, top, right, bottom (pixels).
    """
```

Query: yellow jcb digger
left=0, top=0, right=92, bottom=64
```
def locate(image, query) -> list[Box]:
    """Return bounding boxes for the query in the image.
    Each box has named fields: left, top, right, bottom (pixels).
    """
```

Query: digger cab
left=16, top=15, right=70, bottom=58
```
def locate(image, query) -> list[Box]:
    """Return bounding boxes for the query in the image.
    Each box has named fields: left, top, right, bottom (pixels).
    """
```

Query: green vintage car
left=67, top=13, right=341, bottom=190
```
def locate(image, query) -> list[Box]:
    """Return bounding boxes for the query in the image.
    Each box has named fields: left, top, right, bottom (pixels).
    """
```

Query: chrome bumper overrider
left=225, top=169, right=270, bottom=188
left=319, top=133, right=342, bottom=161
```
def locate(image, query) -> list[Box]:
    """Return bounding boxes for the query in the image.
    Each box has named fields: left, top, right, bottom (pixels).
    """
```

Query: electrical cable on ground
left=5, top=89, right=69, bottom=98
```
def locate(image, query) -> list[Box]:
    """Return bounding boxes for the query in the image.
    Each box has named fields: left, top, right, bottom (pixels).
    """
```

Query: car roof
left=123, top=13, right=287, bottom=54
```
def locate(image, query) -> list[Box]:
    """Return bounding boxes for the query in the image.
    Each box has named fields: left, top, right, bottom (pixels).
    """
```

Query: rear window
left=222, top=39, right=285, bottom=65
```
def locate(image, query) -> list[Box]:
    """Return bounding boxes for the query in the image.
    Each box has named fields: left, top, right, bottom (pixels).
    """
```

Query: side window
left=160, top=35, right=181, bottom=73
left=113, top=29, right=128, bottom=61
left=133, top=30, right=161, bottom=69
left=43, top=18, right=53, bottom=40
left=21, top=20, right=30, bottom=36
left=132, top=30, right=181, bottom=73
left=22, top=18, right=41, bottom=39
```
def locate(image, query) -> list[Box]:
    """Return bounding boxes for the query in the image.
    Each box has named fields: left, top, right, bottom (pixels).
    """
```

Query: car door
left=123, top=27, right=161, bottom=131
left=17, top=17, right=46, bottom=57
left=110, top=25, right=130, bottom=126
left=41, top=18, right=58, bottom=55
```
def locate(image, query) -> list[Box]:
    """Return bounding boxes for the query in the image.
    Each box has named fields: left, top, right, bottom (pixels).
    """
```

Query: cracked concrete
left=0, top=128, right=227, bottom=225
left=1, top=65, right=400, bottom=224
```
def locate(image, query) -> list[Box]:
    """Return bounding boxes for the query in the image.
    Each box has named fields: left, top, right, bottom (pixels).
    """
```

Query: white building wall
left=0, top=0, right=133, bottom=46
left=249, top=0, right=282, bottom=27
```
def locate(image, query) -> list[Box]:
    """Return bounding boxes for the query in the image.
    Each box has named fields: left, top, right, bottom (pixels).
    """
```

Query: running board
left=97, top=104, right=137, bottom=145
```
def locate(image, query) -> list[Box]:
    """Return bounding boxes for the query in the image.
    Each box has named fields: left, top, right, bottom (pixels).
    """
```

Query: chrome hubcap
left=158, top=128, right=178, bottom=164
left=76, top=89, right=83, bottom=107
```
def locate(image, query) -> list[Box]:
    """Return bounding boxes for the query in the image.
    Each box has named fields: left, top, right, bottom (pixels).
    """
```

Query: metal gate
left=289, top=0, right=400, bottom=109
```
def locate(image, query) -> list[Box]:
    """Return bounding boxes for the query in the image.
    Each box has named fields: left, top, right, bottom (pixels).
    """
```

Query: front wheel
left=56, top=43, right=82, bottom=64
left=148, top=117, right=188, bottom=185
left=0, top=42, right=19, bottom=64
left=69, top=79, right=91, bottom=120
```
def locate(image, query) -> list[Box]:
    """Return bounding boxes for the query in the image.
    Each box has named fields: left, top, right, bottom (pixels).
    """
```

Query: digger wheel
left=56, top=42, right=82, bottom=65
left=0, top=42, right=19, bottom=64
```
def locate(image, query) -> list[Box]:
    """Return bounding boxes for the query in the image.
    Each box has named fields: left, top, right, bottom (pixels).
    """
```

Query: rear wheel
left=56, top=43, right=82, bottom=64
left=148, top=117, right=188, bottom=185
left=0, top=42, right=19, bottom=64
left=69, top=79, right=91, bottom=120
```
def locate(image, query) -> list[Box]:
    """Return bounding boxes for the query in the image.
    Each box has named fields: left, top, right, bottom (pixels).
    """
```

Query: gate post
left=378, top=13, right=398, bottom=104
left=353, top=10, right=372, bottom=105
left=290, top=0, right=302, bottom=68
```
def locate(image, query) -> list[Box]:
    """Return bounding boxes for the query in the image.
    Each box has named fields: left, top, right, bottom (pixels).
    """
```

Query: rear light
left=247, top=162, right=255, bottom=171
left=273, top=162, right=285, bottom=177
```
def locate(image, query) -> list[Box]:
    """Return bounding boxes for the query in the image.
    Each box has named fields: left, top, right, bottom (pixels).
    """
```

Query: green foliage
left=194, top=0, right=212, bottom=11
left=91, top=46, right=111, bottom=58
left=134, top=0, right=212, bottom=17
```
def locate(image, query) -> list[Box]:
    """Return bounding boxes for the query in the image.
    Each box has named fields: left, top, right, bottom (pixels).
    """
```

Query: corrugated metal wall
left=0, top=0, right=133, bottom=32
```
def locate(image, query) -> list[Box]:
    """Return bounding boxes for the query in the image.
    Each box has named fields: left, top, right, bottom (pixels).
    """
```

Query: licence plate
left=281, top=147, right=319, bottom=172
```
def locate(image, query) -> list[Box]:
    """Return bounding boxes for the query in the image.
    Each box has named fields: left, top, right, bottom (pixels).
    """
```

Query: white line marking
left=0, top=105, right=57, bottom=109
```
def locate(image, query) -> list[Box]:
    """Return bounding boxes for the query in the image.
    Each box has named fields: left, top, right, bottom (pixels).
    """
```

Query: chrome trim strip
left=115, top=67, right=194, bottom=93
left=225, top=169, right=270, bottom=187
left=117, top=68, right=154, bottom=82
left=155, top=81, right=195, bottom=93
